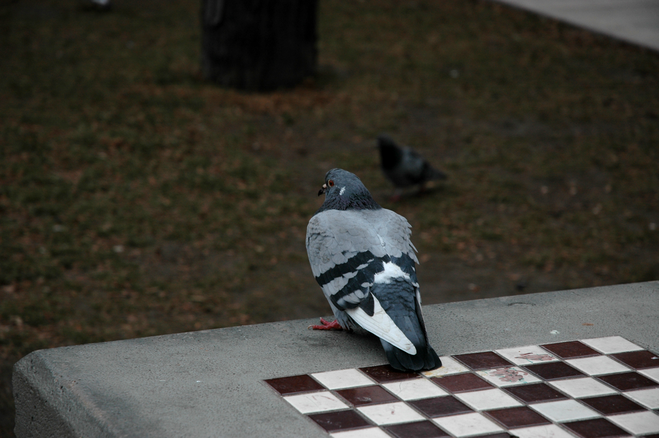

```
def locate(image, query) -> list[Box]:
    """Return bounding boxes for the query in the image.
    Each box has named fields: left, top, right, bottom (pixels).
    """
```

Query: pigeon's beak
left=318, top=184, right=327, bottom=196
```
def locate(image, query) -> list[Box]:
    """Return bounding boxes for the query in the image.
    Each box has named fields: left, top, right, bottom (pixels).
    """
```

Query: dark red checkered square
left=432, top=373, right=493, bottom=392
left=580, top=394, right=645, bottom=415
left=453, top=351, right=512, bottom=370
left=484, top=406, right=551, bottom=428
left=337, top=385, right=398, bottom=406
left=360, top=364, right=419, bottom=382
left=264, top=374, right=324, bottom=395
left=523, top=361, right=584, bottom=380
left=612, top=350, right=659, bottom=369
left=562, top=418, right=630, bottom=438
left=597, top=371, right=658, bottom=391
left=409, top=396, right=473, bottom=417
left=308, top=410, right=370, bottom=432
left=385, top=420, right=450, bottom=438
left=541, top=341, right=600, bottom=358
left=504, top=382, right=567, bottom=403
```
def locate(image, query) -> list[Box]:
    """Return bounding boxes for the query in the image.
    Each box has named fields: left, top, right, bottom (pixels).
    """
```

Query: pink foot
left=309, top=318, right=343, bottom=330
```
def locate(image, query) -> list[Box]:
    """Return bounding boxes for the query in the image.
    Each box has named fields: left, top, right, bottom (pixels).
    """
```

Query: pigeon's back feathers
left=306, top=168, right=440, bottom=371
left=306, top=209, right=418, bottom=314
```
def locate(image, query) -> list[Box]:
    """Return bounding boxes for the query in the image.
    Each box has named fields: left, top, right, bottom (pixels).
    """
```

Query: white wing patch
left=373, top=261, right=410, bottom=284
left=346, top=295, right=416, bottom=355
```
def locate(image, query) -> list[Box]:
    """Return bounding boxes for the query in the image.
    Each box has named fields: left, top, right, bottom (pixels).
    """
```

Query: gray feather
left=307, top=209, right=418, bottom=300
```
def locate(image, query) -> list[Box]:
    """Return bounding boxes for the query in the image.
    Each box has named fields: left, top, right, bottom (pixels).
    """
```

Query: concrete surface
left=13, top=281, right=659, bottom=438
left=490, top=0, right=659, bottom=52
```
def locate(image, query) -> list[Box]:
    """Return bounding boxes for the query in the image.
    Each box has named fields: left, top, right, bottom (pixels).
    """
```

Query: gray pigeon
left=306, top=168, right=441, bottom=372
left=377, top=134, right=447, bottom=197
left=88, top=0, right=111, bottom=10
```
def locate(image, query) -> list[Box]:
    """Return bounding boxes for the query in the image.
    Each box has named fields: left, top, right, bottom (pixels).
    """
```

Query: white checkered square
left=640, top=367, right=659, bottom=383
left=382, top=378, right=447, bottom=400
left=513, top=424, right=576, bottom=438
left=477, top=366, right=541, bottom=387
left=330, top=427, right=392, bottom=438
left=548, top=377, right=617, bottom=398
left=608, top=411, right=659, bottom=435
left=422, top=356, right=470, bottom=377
left=312, top=368, right=374, bottom=390
left=529, top=399, right=600, bottom=422
left=455, top=388, right=523, bottom=410
left=566, top=356, right=630, bottom=375
left=581, top=336, right=643, bottom=354
left=496, top=345, right=558, bottom=365
left=433, top=412, right=503, bottom=437
left=284, top=391, right=348, bottom=414
left=625, top=387, right=659, bottom=409
left=357, top=402, right=424, bottom=425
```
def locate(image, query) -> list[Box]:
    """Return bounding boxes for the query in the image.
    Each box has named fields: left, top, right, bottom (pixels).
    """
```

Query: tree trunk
left=201, top=0, right=317, bottom=91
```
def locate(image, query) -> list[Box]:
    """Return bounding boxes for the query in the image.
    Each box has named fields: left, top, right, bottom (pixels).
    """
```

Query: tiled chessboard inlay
left=265, top=336, right=659, bottom=438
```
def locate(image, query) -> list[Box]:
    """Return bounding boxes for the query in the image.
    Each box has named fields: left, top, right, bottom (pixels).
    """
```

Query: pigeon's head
left=376, top=134, right=397, bottom=149
left=317, top=168, right=380, bottom=211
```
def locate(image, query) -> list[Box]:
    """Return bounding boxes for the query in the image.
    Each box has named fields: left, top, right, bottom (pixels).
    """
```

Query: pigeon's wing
left=354, top=209, right=441, bottom=367
left=306, top=210, right=386, bottom=306
left=372, top=209, right=418, bottom=257
left=368, top=208, right=419, bottom=272
left=347, top=209, right=422, bottom=351
left=306, top=210, right=416, bottom=353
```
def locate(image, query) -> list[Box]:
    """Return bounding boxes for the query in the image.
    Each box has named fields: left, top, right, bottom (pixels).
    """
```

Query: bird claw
left=309, top=318, right=343, bottom=330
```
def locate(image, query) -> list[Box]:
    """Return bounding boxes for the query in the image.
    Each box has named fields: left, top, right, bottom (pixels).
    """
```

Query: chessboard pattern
left=265, top=336, right=659, bottom=438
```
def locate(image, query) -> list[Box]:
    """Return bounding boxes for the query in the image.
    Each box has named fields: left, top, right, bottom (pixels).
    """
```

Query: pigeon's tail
left=370, top=277, right=442, bottom=372
left=381, top=339, right=441, bottom=372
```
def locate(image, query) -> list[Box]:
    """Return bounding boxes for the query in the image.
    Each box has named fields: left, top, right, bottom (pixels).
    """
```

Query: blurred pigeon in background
left=306, top=168, right=441, bottom=372
left=377, top=134, right=447, bottom=199
left=88, top=0, right=111, bottom=10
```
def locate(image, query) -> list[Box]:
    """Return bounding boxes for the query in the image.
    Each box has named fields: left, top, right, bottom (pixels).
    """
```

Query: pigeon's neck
left=317, top=193, right=381, bottom=213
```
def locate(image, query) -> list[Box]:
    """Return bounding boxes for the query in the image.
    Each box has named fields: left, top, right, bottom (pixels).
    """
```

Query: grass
left=1, top=0, right=658, bottom=434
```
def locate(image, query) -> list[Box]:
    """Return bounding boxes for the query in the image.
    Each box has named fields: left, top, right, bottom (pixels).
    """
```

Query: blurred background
left=1, top=0, right=658, bottom=435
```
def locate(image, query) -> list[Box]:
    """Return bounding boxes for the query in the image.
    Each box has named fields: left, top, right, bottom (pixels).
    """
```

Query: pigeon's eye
left=328, top=180, right=335, bottom=187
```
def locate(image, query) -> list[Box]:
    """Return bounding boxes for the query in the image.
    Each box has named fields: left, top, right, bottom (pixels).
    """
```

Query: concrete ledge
left=13, top=281, right=659, bottom=437
left=491, top=0, right=659, bottom=52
